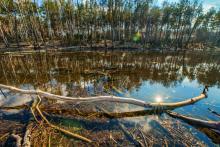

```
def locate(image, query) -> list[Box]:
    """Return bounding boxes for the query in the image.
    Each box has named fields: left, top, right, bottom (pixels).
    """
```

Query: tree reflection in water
left=0, top=51, right=220, bottom=145
left=0, top=51, right=220, bottom=90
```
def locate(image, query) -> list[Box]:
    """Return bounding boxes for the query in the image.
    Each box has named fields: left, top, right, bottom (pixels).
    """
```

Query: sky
left=36, top=0, right=220, bottom=13
left=155, top=0, right=220, bottom=12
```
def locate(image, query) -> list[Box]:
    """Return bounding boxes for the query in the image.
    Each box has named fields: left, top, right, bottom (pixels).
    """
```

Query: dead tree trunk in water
left=167, top=111, right=220, bottom=132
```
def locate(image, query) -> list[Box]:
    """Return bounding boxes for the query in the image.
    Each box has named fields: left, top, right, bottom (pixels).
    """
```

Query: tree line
left=0, top=0, right=220, bottom=49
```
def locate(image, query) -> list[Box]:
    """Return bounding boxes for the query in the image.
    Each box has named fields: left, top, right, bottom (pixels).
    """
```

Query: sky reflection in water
left=0, top=51, right=220, bottom=145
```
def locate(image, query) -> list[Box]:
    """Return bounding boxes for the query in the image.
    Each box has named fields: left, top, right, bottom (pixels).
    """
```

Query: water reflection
left=0, top=51, right=220, bottom=145
left=0, top=51, right=220, bottom=118
left=0, top=52, right=219, bottom=88
left=155, top=95, right=163, bottom=103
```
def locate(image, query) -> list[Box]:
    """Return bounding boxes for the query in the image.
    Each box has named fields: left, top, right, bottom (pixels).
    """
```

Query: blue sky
left=155, top=0, right=220, bottom=12
left=37, top=0, right=220, bottom=12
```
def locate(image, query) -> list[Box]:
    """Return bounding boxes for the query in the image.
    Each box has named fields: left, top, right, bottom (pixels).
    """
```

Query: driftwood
left=0, top=84, right=207, bottom=109
left=166, top=111, right=220, bottom=132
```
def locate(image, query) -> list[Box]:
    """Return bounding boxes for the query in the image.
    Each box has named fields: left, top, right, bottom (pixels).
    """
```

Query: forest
left=0, top=0, right=220, bottom=50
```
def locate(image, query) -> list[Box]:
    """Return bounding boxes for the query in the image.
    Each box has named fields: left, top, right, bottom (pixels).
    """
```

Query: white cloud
left=155, top=0, right=220, bottom=13
left=203, top=4, right=215, bottom=13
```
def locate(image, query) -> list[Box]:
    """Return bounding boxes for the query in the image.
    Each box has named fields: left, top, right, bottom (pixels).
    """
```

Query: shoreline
left=0, top=45, right=219, bottom=53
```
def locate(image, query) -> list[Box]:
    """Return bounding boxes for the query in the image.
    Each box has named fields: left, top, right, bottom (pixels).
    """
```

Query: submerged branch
left=0, top=105, right=28, bottom=110
left=208, top=108, right=220, bottom=117
left=96, top=106, right=142, bottom=146
left=166, top=111, right=220, bottom=132
left=43, top=108, right=162, bottom=119
left=0, top=84, right=207, bottom=109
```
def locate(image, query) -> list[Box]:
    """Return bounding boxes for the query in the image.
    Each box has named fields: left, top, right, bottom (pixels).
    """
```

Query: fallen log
left=166, top=111, right=220, bottom=132
left=0, top=84, right=149, bottom=107
left=0, top=84, right=207, bottom=109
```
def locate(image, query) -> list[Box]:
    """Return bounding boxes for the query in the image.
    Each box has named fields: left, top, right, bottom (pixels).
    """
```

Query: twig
left=0, top=105, right=28, bottom=110
left=208, top=108, right=220, bottom=117
left=31, top=107, right=41, bottom=124
left=109, top=133, right=118, bottom=144
left=0, top=88, right=7, bottom=98
left=137, top=128, right=148, bottom=147
left=0, top=133, right=9, bottom=141
left=35, top=95, right=92, bottom=143
left=48, top=133, right=51, bottom=147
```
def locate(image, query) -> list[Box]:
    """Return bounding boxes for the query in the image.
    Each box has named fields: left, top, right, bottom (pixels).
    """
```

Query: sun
left=155, top=95, right=162, bottom=103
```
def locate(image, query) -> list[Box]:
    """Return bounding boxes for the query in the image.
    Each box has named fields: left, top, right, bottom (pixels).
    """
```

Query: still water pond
left=0, top=51, right=220, bottom=146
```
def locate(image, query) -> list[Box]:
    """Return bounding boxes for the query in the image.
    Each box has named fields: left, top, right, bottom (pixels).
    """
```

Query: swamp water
left=0, top=51, right=220, bottom=146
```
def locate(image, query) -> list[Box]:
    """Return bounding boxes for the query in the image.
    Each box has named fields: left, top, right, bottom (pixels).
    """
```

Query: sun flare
left=155, top=95, right=162, bottom=103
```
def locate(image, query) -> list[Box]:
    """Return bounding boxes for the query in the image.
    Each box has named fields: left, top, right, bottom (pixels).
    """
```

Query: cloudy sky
left=155, top=0, right=220, bottom=12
